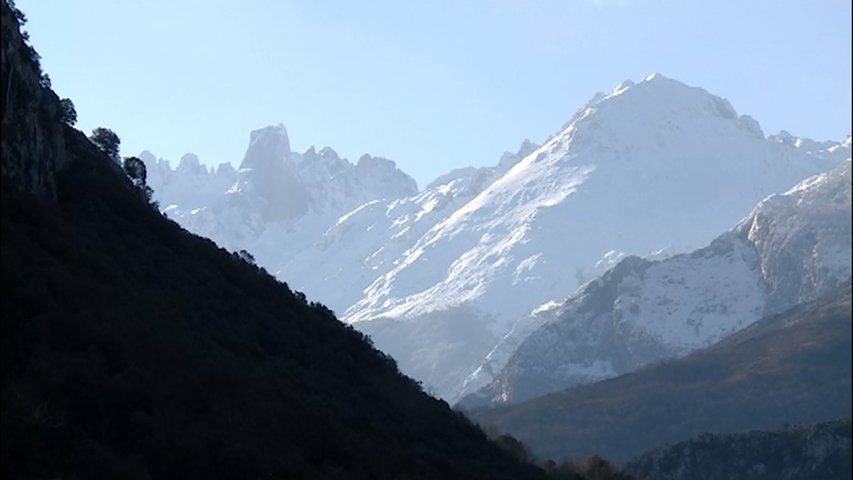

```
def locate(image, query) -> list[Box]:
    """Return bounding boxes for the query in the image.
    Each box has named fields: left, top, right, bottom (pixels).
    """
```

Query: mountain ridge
left=343, top=74, right=849, bottom=402
left=462, top=158, right=851, bottom=407
left=142, top=72, right=850, bottom=402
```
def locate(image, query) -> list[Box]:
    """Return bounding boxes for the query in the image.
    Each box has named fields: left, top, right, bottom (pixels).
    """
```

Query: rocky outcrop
left=237, top=124, right=310, bottom=221
left=1, top=0, right=69, bottom=200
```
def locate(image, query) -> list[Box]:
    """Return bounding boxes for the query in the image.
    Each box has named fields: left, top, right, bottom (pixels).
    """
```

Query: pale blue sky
left=18, top=0, right=852, bottom=187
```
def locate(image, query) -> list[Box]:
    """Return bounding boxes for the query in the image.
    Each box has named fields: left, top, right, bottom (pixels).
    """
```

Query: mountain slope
left=463, top=158, right=852, bottom=406
left=0, top=4, right=548, bottom=478
left=345, top=75, right=849, bottom=402
left=468, top=282, right=852, bottom=463
left=276, top=140, right=538, bottom=314
left=624, top=418, right=852, bottom=480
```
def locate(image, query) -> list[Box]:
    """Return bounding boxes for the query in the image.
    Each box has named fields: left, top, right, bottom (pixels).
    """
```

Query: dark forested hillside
left=624, top=418, right=852, bottom=480
left=469, top=283, right=852, bottom=464
left=0, top=3, right=555, bottom=479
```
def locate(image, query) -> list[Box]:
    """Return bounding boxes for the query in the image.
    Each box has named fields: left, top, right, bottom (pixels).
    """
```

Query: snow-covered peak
left=767, top=131, right=851, bottom=164
left=559, top=73, right=751, bottom=144
left=602, top=73, right=738, bottom=122
left=345, top=74, right=848, bottom=402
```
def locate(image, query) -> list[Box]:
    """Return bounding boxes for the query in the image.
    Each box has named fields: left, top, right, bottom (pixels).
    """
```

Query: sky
left=17, top=0, right=852, bottom=188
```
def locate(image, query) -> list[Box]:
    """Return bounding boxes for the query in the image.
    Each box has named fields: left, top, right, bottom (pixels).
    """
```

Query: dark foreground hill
left=624, top=417, right=852, bottom=480
left=469, top=283, right=852, bottom=464
left=0, top=3, right=555, bottom=479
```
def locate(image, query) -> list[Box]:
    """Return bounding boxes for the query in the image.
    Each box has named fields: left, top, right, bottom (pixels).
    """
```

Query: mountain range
left=142, top=75, right=851, bottom=402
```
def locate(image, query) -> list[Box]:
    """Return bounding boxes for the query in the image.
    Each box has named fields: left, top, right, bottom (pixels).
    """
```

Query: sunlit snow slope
left=343, top=74, right=848, bottom=402
left=461, top=159, right=852, bottom=407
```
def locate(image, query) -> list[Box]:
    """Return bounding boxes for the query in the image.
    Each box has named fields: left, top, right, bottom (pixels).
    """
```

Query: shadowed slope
left=625, top=418, right=852, bottom=480
left=0, top=2, right=547, bottom=478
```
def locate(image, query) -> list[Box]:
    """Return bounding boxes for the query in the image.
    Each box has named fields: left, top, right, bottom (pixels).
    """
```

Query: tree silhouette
left=123, top=156, right=154, bottom=205
left=59, top=98, right=76, bottom=125
left=90, top=127, right=120, bottom=162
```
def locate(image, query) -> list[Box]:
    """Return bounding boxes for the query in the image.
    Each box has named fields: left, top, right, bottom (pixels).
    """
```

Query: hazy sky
left=18, top=0, right=852, bottom=187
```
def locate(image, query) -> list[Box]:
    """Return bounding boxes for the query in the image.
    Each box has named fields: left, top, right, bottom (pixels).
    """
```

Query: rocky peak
left=318, top=146, right=341, bottom=162
left=176, top=153, right=207, bottom=175
left=497, top=139, right=541, bottom=172
left=356, top=153, right=395, bottom=173
left=215, top=162, right=236, bottom=178
left=516, top=139, right=539, bottom=158
left=138, top=150, right=157, bottom=165
left=767, top=131, right=851, bottom=163
left=239, top=123, right=291, bottom=172
left=235, top=124, right=308, bottom=221
left=769, top=129, right=797, bottom=145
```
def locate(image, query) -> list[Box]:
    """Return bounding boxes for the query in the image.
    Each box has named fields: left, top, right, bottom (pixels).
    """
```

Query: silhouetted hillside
left=0, top=2, right=556, bottom=478
left=469, top=283, right=852, bottom=463
left=625, top=418, right=852, bottom=480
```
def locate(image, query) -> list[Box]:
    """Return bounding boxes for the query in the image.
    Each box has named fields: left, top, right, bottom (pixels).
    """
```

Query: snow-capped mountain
left=277, top=139, right=539, bottom=317
left=342, top=74, right=849, bottom=402
left=461, top=158, right=851, bottom=407
left=141, top=124, right=418, bottom=273
left=142, top=75, right=850, bottom=404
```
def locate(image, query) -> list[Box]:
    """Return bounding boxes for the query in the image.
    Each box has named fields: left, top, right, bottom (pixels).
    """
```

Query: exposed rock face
left=739, top=160, right=853, bottom=314
left=1, top=0, right=70, bottom=200
left=237, top=124, right=310, bottom=221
